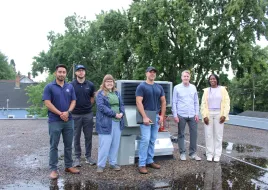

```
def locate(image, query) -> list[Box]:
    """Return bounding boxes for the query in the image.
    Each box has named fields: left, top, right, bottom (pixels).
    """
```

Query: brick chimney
left=28, top=72, right=31, bottom=79
left=15, top=74, right=20, bottom=89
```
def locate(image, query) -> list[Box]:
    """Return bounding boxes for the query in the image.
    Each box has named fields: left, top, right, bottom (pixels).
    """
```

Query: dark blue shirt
left=42, top=80, right=76, bottom=122
left=71, top=80, right=95, bottom=114
left=135, top=82, right=165, bottom=112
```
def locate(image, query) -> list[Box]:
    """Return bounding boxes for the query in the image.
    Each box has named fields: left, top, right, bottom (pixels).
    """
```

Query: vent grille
left=118, top=81, right=172, bottom=106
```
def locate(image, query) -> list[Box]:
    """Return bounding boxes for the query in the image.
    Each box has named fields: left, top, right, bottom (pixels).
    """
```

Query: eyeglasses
left=105, top=80, right=114, bottom=83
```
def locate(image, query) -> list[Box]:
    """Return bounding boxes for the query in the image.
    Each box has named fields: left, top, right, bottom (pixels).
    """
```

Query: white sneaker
left=180, top=154, right=186, bottom=161
left=214, top=157, right=220, bottom=162
left=190, top=154, right=201, bottom=161
left=207, top=156, right=212, bottom=162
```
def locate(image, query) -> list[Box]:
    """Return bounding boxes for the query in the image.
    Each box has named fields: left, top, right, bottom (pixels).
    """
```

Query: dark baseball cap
left=75, top=64, right=86, bottom=71
left=146, top=66, right=157, bottom=72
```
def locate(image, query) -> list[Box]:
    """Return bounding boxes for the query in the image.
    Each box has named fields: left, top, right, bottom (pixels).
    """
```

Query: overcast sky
left=0, top=0, right=266, bottom=81
left=0, top=0, right=132, bottom=81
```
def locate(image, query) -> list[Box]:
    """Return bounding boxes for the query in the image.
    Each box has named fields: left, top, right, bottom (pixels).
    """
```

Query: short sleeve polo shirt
left=42, top=80, right=76, bottom=122
left=71, top=80, right=95, bottom=114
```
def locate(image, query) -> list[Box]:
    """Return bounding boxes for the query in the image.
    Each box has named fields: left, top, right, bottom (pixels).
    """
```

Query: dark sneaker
left=110, top=164, right=121, bottom=171
left=97, top=167, right=104, bottom=173
left=73, top=158, right=81, bottom=167
left=86, top=157, right=96, bottom=165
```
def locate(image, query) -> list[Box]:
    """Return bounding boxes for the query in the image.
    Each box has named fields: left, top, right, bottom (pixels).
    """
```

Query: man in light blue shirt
left=172, top=70, right=201, bottom=161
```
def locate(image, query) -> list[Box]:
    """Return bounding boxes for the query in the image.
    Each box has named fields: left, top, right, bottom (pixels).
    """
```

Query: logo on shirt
left=66, top=89, right=70, bottom=93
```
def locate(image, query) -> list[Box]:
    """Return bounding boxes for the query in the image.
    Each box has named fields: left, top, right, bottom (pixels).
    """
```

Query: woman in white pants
left=200, top=74, right=230, bottom=162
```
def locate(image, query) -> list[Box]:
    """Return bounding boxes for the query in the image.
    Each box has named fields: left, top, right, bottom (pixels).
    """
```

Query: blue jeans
left=48, top=120, right=74, bottom=171
left=139, top=116, right=160, bottom=167
left=97, top=120, right=122, bottom=168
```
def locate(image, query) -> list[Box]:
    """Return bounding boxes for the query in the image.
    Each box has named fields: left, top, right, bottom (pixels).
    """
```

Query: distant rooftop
left=0, top=80, right=38, bottom=108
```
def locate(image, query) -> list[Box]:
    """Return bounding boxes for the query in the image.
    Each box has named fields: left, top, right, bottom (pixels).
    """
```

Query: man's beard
left=77, top=76, right=85, bottom=80
left=57, top=76, right=65, bottom=81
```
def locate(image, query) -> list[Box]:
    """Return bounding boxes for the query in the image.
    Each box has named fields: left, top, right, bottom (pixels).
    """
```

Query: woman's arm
left=96, top=92, right=116, bottom=117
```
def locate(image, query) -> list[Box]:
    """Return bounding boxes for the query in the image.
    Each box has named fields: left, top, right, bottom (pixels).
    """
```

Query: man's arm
left=194, top=87, right=200, bottom=122
left=172, top=86, right=180, bottom=123
left=90, top=84, right=96, bottom=105
left=44, top=100, right=62, bottom=116
left=136, top=96, right=151, bottom=125
left=68, top=100, right=76, bottom=112
left=194, top=92, right=199, bottom=114
left=159, top=95, right=166, bottom=124
left=136, top=96, right=146, bottom=118
left=90, top=97, right=95, bottom=105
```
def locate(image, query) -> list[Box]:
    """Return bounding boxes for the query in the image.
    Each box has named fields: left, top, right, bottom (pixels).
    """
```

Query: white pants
left=204, top=110, right=224, bottom=158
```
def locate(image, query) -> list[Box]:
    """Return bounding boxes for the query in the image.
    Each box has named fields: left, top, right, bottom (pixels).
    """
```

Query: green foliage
left=229, top=45, right=268, bottom=112
left=26, top=74, right=55, bottom=117
left=128, top=0, right=268, bottom=89
left=30, top=1, right=268, bottom=112
left=10, top=59, right=16, bottom=73
left=0, top=51, right=16, bottom=80
left=32, top=11, right=133, bottom=88
left=229, top=73, right=268, bottom=112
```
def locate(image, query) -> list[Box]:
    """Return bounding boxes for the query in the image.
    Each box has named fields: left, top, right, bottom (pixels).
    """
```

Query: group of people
left=42, top=64, right=230, bottom=179
left=172, top=70, right=230, bottom=164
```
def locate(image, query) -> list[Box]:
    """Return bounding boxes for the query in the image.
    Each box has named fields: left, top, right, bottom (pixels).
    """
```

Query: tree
left=31, top=0, right=268, bottom=91
left=229, top=46, right=268, bottom=112
left=128, top=0, right=268, bottom=89
left=10, top=59, right=16, bottom=72
left=32, top=11, right=133, bottom=87
left=0, top=51, right=16, bottom=80
left=26, top=74, right=55, bottom=117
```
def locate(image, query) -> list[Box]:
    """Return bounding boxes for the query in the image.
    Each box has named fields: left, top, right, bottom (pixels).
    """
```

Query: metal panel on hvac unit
left=135, top=132, right=174, bottom=157
left=117, top=135, right=136, bottom=165
left=116, top=80, right=174, bottom=166
left=116, top=80, right=172, bottom=107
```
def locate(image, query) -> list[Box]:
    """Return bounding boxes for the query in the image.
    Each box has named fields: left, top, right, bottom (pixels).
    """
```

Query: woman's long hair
left=97, top=74, right=117, bottom=96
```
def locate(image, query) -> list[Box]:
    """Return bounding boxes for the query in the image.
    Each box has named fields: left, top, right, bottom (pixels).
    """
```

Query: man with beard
left=71, top=65, right=96, bottom=167
left=42, top=64, right=80, bottom=179
left=136, top=66, right=166, bottom=174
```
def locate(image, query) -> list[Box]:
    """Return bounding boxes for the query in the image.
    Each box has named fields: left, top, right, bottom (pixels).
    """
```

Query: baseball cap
left=146, top=66, right=157, bottom=72
left=75, top=64, right=86, bottom=71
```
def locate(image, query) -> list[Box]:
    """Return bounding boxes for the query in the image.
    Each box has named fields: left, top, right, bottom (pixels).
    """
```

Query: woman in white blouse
left=201, top=74, right=230, bottom=162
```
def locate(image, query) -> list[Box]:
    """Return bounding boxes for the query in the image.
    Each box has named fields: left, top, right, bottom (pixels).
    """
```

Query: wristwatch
left=68, top=110, right=72, bottom=115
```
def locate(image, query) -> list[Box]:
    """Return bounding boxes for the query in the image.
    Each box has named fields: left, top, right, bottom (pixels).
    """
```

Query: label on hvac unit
left=129, top=156, right=135, bottom=164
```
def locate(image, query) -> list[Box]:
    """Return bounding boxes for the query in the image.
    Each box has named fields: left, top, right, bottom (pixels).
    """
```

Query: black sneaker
left=73, top=158, right=81, bottom=167
left=110, top=164, right=121, bottom=171
left=86, top=157, right=96, bottom=165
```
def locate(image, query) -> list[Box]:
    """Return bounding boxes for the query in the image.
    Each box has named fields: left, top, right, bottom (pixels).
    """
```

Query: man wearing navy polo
left=71, top=65, right=96, bottom=167
left=42, top=64, right=80, bottom=180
